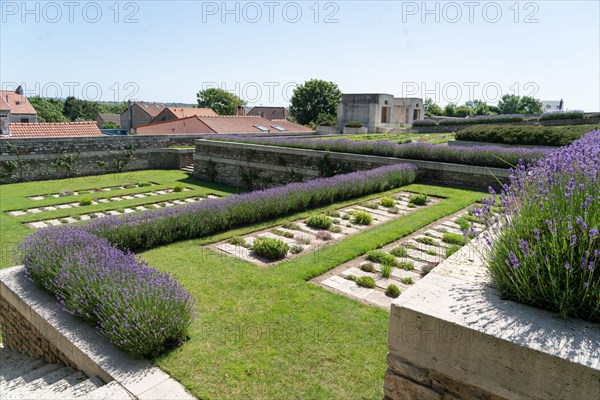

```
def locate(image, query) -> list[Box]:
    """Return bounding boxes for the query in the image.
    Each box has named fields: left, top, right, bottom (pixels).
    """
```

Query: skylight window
left=271, top=125, right=286, bottom=131
left=254, top=124, right=269, bottom=132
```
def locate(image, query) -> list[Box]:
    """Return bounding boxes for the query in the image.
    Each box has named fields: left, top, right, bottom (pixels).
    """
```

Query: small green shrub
left=282, top=222, right=301, bottom=230
left=290, top=245, right=304, bottom=254
left=345, top=121, right=363, bottom=128
left=445, top=244, right=461, bottom=258
left=341, top=214, right=351, bottom=220
left=345, top=274, right=357, bottom=281
left=385, top=284, right=400, bottom=298
left=228, top=236, right=247, bottom=247
left=297, top=237, right=312, bottom=245
left=390, top=246, right=408, bottom=258
left=353, top=211, right=373, bottom=225
left=426, top=250, right=438, bottom=256
left=407, top=203, right=416, bottom=208
left=380, top=196, right=395, bottom=207
left=366, top=250, right=398, bottom=266
left=416, top=237, right=438, bottom=247
left=400, top=277, right=414, bottom=285
left=381, top=263, right=392, bottom=278
left=59, top=189, right=74, bottom=197
left=409, top=193, right=428, bottom=205
left=398, top=261, right=415, bottom=270
left=328, top=225, right=342, bottom=233
left=325, top=210, right=341, bottom=218
left=356, top=276, right=376, bottom=288
left=272, top=229, right=294, bottom=239
left=306, top=215, right=333, bottom=230
left=360, top=263, right=376, bottom=273
left=413, top=119, right=439, bottom=127
left=455, top=123, right=590, bottom=146
left=173, top=183, right=185, bottom=192
left=442, top=233, right=466, bottom=245
left=79, top=197, right=93, bottom=206
left=251, top=237, right=289, bottom=260
left=454, top=216, right=471, bottom=231
left=137, top=181, right=152, bottom=187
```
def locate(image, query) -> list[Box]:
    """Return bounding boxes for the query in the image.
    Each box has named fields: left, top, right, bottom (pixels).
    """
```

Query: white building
left=541, top=99, right=564, bottom=113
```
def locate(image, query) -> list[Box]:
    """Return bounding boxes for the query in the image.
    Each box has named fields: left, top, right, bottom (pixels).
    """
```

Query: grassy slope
left=0, top=170, right=241, bottom=269
left=323, top=132, right=455, bottom=145
left=143, top=184, right=483, bottom=399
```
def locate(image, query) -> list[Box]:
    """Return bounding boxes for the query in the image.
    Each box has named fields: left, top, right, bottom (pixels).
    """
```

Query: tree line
left=28, top=96, right=127, bottom=123
left=425, top=95, right=544, bottom=118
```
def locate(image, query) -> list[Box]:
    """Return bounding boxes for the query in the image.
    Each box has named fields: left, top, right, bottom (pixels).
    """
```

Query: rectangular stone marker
left=184, top=198, right=196, bottom=203
left=79, top=215, right=91, bottom=221
left=28, top=208, right=42, bottom=214
left=406, top=248, right=444, bottom=264
left=321, top=275, right=348, bottom=290
left=97, top=199, right=110, bottom=203
left=62, top=217, right=78, bottom=224
left=124, top=209, right=135, bottom=213
left=134, top=194, right=147, bottom=198
left=41, top=206, right=57, bottom=211
left=155, top=191, right=167, bottom=195
left=122, top=196, right=135, bottom=200
left=152, top=204, right=162, bottom=208
left=8, top=211, right=27, bottom=217
left=92, top=213, right=106, bottom=218
left=106, top=211, right=121, bottom=216
left=207, top=195, right=220, bottom=199
left=135, top=206, right=147, bottom=211
left=363, top=290, right=393, bottom=308
left=57, top=204, right=73, bottom=209
left=28, top=221, right=48, bottom=229
left=46, top=219, right=62, bottom=226
left=29, top=196, right=44, bottom=201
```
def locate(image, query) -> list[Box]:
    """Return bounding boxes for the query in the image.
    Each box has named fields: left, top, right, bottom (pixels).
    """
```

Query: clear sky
left=1, top=1, right=599, bottom=110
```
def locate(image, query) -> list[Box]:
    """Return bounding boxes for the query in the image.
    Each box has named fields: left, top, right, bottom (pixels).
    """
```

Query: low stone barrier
left=0, top=266, right=195, bottom=399
left=193, top=139, right=510, bottom=190
left=448, top=139, right=557, bottom=149
left=384, top=242, right=600, bottom=400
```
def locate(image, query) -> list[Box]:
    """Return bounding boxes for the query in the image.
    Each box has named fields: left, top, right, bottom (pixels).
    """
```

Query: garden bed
left=313, top=207, right=483, bottom=308
left=210, top=192, right=441, bottom=266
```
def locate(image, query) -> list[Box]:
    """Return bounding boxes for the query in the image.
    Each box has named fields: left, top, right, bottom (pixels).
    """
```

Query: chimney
left=15, top=85, right=23, bottom=95
left=236, top=105, right=246, bottom=116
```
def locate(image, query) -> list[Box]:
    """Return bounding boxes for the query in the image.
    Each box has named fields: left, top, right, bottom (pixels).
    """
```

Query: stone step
left=24, top=371, right=88, bottom=399
left=51, top=375, right=105, bottom=400
left=0, top=351, right=47, bottom=382
left=3, top=366, right=76, bottom=399
left=86, top=381, right=133, bottom=400
left=1, top=363, right=63, bottom=393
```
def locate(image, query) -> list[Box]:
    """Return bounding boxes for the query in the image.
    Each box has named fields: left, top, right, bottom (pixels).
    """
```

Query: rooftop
left=4, top=122, right=104, bottom=139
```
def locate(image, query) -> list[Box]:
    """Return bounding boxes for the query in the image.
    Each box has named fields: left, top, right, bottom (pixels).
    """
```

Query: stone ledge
left=0, top=266, right=195, bottom=399
left=386, top=242, right=600, bottom=399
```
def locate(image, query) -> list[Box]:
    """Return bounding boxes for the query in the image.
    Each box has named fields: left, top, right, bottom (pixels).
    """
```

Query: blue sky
left=1, top=1, right=599, bottom=110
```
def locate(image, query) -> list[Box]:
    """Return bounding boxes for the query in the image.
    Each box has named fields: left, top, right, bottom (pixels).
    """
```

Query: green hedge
left=540, top=111, right=585, bottom=121
left=438, top=116, right=524, bottom=126
left=454, top=124, right=595, bottom=146
left=412, top=119, right=439, bottom=127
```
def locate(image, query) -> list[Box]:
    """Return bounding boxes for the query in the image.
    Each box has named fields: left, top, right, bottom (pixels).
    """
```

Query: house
left=246, top=106, right=290, bottom=120
left=336, top=94, right=424, bottom=133
left=120, top=102, right=166, bottom=132
left=541, top=100, right=564, bottom=113
left=135, top=116, right=314, bottom=135
left=1, top=122, right=103, bottom=139
left=96, top=113, right=121, bottom=128
left=0, top=86, right=38, bottom=134
left=149, top=107, right=218, bottom=124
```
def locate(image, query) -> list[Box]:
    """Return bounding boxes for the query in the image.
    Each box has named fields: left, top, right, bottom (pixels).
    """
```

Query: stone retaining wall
left=385, top=243, right=600, bottom=400
left=0, top=135, right=198, bottom=183
left=193, top=139, right=510, bottom=190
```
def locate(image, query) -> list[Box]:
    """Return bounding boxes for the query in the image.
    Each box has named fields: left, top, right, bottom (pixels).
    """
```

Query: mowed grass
left=0, top=170, right=241, bottom=269
left=328, top=132, right=455, bottom=145
left=142, top=184, right=483, bottom=399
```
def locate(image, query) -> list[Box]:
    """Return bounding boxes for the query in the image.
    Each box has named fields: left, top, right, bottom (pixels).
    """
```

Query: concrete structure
left=0, top=86, right=38, bottom=134
left=541, top=99, right=564, bottom=113
left=337, top=94, right=423, bottom=133
left=149, top=107, right=217, bottom=124
left=120, top=102, right=165, bottom=132
left=385, top=240, right=600, bottom=400
left=135, top=115, right=314, bottom=135
left=246, top=106, right=290, bottom=120
left=1, top=266, right=194, bottom=399
left=96, top=113, right=121, bottom=128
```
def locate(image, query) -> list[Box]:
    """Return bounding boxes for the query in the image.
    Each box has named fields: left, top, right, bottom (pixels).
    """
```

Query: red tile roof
left=0, top=90, right=37, bottom=115
left=165, top=107, right=218, bottom=118
left=246, top=106, right=290, bottom=120
left=4, top=122, right=103, bottom=139
left=132, top=102, right=166, bottom=117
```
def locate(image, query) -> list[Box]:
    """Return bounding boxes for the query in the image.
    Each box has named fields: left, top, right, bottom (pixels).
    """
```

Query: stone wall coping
left=195, top=139, right=511, bottom=177
left=449, top=139, right=557, bottom=149
left=388, top=242, right=600, bottom=399
left=0, top=266, right=195, bottom=399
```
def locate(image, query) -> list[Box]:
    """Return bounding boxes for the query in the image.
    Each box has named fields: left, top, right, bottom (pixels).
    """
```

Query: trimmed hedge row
left=455, top=124, right=594, bottom=146
left=83, top=164, right=417, bottom=251
left=540, top=111, right=585, bottom=121
left=205, top=135, right=549, bottom=169
left=438, top=116, right=524, bottom=126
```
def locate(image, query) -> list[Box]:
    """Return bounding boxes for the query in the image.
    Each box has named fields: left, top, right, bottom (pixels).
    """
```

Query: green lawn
left=0, top=170, right=241, bottom=269
left=327, top=132, right=455, bottom=145
left=142, top=184, right=483, bottom=399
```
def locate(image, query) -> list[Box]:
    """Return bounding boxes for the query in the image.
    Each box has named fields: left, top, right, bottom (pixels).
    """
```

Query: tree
left=196, top=88, right=246, bottom=115
left=289, top=79, right=342, bottom=125
left=102, top=121, right=119, bottom=129
left=63, top=96, right=100, bottom=121
left=497, top=94, right=521, bottom=114
left=465, top=100, right=491, bottom=116
left=443, top=103, right=457, bottom=117
left=424, top=98, right=443, bottom=117
left=28, top=96, right=68, bottom=122
left=454, top=105, right=472, bottom=118
left=518, top=96, right=543, bottom=114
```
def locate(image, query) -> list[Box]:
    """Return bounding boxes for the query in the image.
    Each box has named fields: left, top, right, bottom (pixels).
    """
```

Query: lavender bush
left=83, top=164, right=417, bottom=250
left=205, top=135, right=548, bottom=168
left=17, top=227, right=196, bottom=358
left=477, top=131, right=600, bottom=322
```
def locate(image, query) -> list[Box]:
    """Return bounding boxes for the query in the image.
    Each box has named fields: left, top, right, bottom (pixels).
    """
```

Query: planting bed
left=313, top=208, right=484, bottom=308
left=25, top=182, right=159, bottom=200
left=210, top=192, right=441, bottom=266
left=24, top=194, right=221, bottom=229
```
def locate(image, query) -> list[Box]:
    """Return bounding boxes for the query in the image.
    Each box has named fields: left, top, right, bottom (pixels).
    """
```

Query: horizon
left=1, top=1, right=599, bottom=111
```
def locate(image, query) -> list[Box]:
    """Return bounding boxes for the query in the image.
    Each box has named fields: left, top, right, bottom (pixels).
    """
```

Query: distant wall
left=0, top=135, right=198, bottom=183
left=193, top=139, right=510, bottom=190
